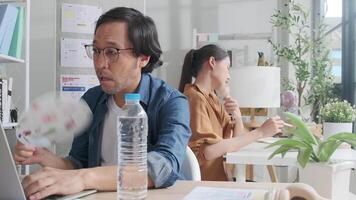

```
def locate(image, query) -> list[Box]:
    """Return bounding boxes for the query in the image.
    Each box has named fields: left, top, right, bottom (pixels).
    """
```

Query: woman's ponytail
left=178, top=49, right=195, bottom=92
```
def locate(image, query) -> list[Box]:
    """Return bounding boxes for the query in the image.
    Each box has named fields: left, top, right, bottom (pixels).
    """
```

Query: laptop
left=0, top=123, right=96, bottom=200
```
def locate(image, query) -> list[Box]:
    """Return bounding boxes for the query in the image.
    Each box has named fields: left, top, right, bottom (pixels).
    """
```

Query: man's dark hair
left=95, top=7, right=162, bottom=73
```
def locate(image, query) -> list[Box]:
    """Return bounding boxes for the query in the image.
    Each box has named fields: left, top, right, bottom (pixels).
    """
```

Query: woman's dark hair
left=95, top=7, right=162, bottom=73
left=178, top=44, right=228, bottom=92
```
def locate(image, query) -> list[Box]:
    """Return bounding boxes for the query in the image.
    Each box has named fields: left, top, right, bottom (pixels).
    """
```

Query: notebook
left=0, top=123, right=96, bottom=200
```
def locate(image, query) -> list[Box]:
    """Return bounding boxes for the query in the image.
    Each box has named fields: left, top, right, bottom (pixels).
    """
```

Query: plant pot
left=323, top=122, right=353, bottom=139
left=299, top=161, right=354, bottom=200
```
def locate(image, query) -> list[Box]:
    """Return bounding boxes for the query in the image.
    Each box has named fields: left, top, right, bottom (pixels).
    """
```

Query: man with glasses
left=13, top=7, right=191, bottom=200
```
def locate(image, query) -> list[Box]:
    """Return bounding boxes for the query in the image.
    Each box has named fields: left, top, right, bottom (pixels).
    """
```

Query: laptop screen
left=0, top=124, right=26, bottom=200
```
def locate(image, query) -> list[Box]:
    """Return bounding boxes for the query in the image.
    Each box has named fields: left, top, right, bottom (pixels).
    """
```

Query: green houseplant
left=267, top=112, right=356, bottom=167
left=320, top=100, right=356, bottom=139
left=269, top=0, right=337, bottom=120
left=267, top=112, right=356, bottom=199
left=320, top=100, right=356, bottom=123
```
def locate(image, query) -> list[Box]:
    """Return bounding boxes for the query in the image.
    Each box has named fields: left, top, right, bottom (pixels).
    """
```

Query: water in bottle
left=117, top=93, right=148, bottom=200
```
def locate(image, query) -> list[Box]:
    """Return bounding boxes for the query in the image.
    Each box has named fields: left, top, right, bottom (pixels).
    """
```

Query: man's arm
left=13, top=142, right=75, bottom=169
left=147, top=92, right=191, bottom=188
left=22, top=166, right=154, bottom=200
left=81, top=166, right=155, bottom=190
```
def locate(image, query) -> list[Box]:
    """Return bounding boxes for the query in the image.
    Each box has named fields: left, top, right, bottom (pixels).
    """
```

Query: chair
left=181, top=146, right=201, bottom=181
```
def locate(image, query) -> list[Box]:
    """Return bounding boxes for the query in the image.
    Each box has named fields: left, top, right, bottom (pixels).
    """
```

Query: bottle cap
left=124, top=93, right=140, bottom=101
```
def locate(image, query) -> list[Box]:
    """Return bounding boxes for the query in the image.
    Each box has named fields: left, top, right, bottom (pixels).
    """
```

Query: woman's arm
left=203, top=116, right=284, bottom=160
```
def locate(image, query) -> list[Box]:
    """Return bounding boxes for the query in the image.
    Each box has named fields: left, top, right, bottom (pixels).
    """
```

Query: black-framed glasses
left=84, top=44, right=134, bottom=63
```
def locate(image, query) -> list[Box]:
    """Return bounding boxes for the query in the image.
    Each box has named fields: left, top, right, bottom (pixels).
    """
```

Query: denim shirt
left=67, top=73, right=191, bottom=188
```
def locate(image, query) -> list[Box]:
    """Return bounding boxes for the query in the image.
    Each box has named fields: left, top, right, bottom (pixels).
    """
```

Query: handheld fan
left=16, top=93, right=92, bottom=148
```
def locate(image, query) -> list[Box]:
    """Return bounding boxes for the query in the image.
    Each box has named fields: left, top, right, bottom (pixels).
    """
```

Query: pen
left=283, top=122, right=294, bottom=127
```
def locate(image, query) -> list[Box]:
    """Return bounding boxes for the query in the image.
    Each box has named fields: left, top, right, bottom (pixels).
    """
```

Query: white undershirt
left=101, top=95, right=121, bottom=166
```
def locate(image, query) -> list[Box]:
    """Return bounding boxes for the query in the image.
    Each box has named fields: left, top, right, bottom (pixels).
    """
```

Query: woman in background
left=179, top=44, right=284, bottom=181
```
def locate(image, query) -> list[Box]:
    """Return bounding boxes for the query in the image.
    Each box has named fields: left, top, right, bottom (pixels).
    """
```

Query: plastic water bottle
left=117, top=93, right=148, bottom=200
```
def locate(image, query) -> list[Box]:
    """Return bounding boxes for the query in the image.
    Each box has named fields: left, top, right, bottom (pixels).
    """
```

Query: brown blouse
left=184, top=84, right=234, bottom=181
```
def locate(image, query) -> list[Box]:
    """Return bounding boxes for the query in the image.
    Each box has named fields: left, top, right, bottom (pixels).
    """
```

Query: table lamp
left=229, top=66, right=280, bottom=128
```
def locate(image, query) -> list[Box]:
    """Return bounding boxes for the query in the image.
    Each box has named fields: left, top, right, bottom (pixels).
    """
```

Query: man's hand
left=22, top=167, right=86, bottom=200
left=13, top=141, right=57, bottom=166
left=13, top=141, right=75, bottom=169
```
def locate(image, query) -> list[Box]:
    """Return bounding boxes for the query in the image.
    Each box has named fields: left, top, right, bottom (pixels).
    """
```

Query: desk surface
left=225, top=141, right=356, bottom=166
left=81, top=180, right=292, bottom=200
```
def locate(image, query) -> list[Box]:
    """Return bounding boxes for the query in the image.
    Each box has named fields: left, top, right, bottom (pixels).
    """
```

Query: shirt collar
left=97, top=73, right=151, bottom=106
left=191, top=83, right=216, bottom=99
left=135, top=73, right=150, bottom=106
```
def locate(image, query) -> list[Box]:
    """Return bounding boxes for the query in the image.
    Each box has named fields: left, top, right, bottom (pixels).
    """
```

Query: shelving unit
left=0, top=0, right=30, bottom=125
left=0, top=54, right=25, bottom=63
left=3, top=122, right=18, bottom=129
left=0, top=0, right=30, bottom=174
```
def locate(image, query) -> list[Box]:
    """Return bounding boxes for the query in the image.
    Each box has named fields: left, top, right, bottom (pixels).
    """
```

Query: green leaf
left=327, top=132, right=356, bottom=141
left=318, top=140, right=342, bottom=162
left=297, top=148, right=312, bottom=168
left=266, top=138, right=309, bottom=149
left=268, top=145, right=291, bottom=160
left=327, top=132, right=356, bottom=149
left=284, top=112, right=318, bottom=145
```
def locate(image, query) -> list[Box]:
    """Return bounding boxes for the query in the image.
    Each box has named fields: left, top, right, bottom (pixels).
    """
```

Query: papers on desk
left=183, top=186, right=276, bottom=200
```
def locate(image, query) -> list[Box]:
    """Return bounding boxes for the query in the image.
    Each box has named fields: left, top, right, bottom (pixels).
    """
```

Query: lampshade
left=229, top=66, right=280, bottom=108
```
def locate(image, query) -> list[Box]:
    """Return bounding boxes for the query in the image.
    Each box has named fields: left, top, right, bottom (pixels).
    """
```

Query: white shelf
left=0, top=54, right=25, bottom=63
left=2, top=122, right=18, bottom=129
left=0, top=0, right=26, bottom=3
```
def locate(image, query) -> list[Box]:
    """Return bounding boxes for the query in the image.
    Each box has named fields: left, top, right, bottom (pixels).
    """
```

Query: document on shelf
left=60, top=74, right=99, bottom=101
left=183, top=186, right=276, bottom=200
left=61, top=38, right=93, bottom=68
left=61, top=3, right=102, bottom=34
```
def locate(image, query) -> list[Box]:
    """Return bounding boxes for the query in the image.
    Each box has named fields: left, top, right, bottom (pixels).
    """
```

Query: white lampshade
left=229, top=66, right=280, bottom=108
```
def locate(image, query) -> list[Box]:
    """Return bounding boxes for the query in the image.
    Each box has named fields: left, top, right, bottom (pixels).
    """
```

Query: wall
left=29, top=0, right=281, bottom=100
left=147, top=0, right=278, bottom=88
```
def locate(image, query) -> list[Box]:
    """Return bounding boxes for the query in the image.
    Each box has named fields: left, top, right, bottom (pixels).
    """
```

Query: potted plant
left=267, top=112, right=356, bottom=199
left=320, top=100, right=356, bottom=139
left=269, top=0, right=338, bottom=120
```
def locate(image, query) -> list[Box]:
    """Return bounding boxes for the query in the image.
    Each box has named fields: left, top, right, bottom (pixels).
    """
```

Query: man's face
left=93, top=21, right=146, bottom=94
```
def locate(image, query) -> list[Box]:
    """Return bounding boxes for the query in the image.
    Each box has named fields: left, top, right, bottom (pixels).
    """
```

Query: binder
left=0, top=79, right=2, bottom=122
left=0, top=5, right=18, bottom=55
left=9, top=6, right=24, bottom=58
left=1, top=78, right=8, bottom=123
left=6, top=77, right=12, bottom=123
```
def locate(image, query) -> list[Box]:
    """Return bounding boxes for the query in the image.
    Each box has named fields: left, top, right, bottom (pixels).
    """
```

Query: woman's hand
left=258, top=116, right=284, bottom=138
left=223, top=96, right=242, bottom=120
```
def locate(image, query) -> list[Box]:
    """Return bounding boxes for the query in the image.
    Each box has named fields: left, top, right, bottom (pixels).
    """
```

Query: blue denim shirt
left=67, top=73, right=191, bottom=188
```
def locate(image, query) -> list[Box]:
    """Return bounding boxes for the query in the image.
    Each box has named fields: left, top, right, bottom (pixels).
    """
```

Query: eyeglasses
left=84, top=44, right=134, bottom=63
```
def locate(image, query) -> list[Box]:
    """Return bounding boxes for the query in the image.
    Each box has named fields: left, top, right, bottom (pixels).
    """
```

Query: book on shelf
left=0, top=77, right=12, bottom=124
left=6, top=77, right=12, bottom=123
left=0, top=4, right=18, bottom=55
left=9, top=6, right=24, bottom=59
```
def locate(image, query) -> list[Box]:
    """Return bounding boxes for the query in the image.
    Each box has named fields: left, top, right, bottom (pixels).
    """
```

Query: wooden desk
left=82, top=181, right=332, bottom=200
left=80, top=180, right=326, bottom=200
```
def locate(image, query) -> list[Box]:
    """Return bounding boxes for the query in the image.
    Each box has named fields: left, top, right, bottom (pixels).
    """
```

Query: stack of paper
left=183, top=186, right=276, bottom=200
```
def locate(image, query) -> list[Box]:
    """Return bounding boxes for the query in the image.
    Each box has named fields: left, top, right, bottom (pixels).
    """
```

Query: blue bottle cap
left=124, top=93, right=140, bottom=101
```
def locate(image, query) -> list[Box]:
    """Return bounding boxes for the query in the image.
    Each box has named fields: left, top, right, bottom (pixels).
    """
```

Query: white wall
left=30, top=0, right=57, bottom=103
left=28, top=0, right=284, bottom=98
left=147, top=0, right=278, bottom=88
